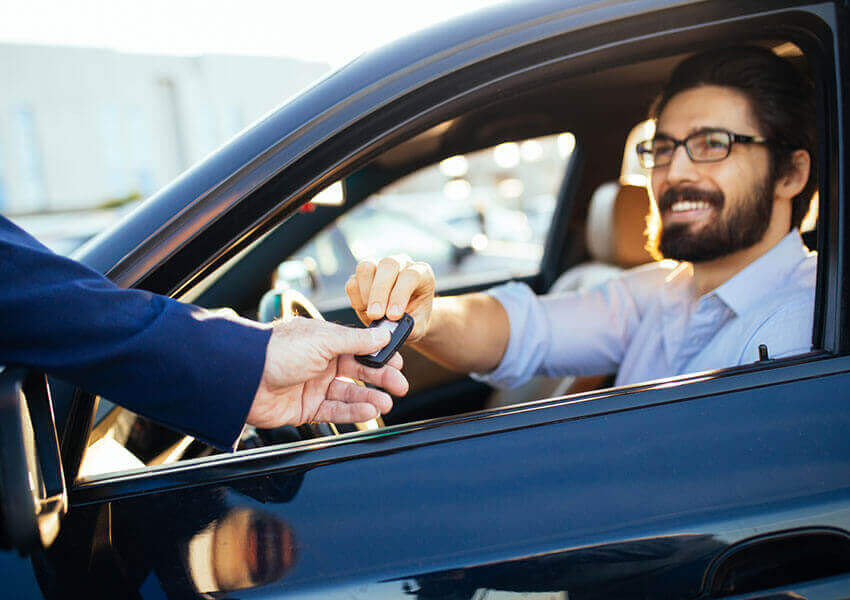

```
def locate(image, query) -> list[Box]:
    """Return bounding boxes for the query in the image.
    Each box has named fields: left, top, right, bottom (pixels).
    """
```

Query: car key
left=355, top=313, right=414, bottom=368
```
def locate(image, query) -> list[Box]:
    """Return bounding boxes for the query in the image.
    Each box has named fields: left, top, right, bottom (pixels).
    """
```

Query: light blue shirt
left=473, top=229, right=816, bottom=389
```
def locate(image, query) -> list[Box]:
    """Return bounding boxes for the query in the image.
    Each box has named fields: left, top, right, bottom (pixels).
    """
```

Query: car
left=3, top=1, right=850, bottom=598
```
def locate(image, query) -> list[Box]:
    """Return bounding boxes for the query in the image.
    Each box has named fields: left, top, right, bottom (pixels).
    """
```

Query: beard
left=656, top=177, right=774, bottom=263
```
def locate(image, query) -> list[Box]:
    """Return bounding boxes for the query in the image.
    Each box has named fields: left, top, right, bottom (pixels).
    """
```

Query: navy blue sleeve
left=0, top=216, right=272, bottom=450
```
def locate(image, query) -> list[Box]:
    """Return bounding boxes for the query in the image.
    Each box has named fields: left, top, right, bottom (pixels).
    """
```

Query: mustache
left=658, top=186, right=724, bottom=213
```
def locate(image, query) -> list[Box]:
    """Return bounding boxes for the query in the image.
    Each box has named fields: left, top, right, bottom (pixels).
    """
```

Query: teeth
left=670, top=200, right=712, bottom=212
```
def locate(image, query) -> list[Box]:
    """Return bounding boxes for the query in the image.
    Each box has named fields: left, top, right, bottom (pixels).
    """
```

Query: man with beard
left=344, top=46, right=817, bottom=388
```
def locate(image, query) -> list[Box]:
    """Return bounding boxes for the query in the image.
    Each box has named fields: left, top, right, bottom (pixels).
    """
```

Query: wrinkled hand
left=345, top=255, right=435, bottom=342
left=247, top=317, right=408, bottom=429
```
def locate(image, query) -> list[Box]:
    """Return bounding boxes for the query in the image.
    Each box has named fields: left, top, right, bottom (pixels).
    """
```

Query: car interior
left=76, top=38, right=821, bottom=480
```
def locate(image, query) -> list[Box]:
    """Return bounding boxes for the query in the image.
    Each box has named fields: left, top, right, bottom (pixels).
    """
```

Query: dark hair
left=649, top=46, right=817, bottom=230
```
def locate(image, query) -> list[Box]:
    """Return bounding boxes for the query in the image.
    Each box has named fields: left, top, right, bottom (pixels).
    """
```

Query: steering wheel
left=256, top=288, right=384, bottom=441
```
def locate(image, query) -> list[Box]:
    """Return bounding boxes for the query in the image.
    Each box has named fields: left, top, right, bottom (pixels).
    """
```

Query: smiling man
left=345, top=46, right=817, bottom=388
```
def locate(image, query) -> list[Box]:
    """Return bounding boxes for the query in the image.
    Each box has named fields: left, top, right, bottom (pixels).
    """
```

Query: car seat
left=488, top=122, right=655, bottom=407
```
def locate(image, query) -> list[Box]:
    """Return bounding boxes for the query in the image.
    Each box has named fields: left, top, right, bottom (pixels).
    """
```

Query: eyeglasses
left=635, top=128, right=769, bottom=169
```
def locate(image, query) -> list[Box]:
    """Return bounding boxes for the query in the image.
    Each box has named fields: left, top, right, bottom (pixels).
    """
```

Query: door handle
left=702, top=528, right=850, bottom=598
left=709, top=572, right=850, bottom=599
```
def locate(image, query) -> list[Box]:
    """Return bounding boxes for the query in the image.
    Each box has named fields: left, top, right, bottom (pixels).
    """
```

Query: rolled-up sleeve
left=471, top=275, right=646, bottom=389
left=470, top=282, right=551, bottom=389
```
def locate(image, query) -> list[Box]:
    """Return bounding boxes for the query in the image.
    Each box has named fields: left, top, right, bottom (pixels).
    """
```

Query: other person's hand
left=345, top=255, right=436, bottom=342
left=247, top=317, right=408, bottom=428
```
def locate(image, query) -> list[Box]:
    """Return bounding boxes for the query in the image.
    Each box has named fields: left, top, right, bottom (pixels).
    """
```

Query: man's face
left=650, top=85, right=775, bottom=262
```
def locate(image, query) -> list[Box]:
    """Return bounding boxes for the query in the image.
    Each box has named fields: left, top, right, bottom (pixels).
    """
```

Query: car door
left=6, top=1, right=850, bottom=599
left=45, top=357, right=850, bottom=599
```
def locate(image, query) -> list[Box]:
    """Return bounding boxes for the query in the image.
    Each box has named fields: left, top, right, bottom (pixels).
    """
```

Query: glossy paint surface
left=39, top=356, right=850, bottom=598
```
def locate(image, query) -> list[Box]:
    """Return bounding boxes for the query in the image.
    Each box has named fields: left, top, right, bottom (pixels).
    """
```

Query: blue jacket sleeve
left=0, top=216, right=272, bottom=450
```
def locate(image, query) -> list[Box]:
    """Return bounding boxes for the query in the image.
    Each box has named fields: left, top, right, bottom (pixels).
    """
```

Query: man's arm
left=0, top=216, right=407, bottom=450
left=346, top=255, right=668, bottom=390
left=410, top=294, right=509, bottom=373
left=345, top=256, right=510, bottom=374
left=0, top=216, right=272, bottom=448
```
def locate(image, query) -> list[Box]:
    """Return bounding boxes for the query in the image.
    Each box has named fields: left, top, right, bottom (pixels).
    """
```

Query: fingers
left=315, top=400, right=382, bottom=423
left=345, top=274, right=369, bottom=325
left=348, top=257, right=405, bottom=324
left=316, top=380, right=395, bottom=422
left=328, top=379, right=393, bottom=413
left=348, top=255, right=431, bottom=324
left=291, top=317, right=391, bottom=357
left=355, top=259, right=377, bottom=317
left=386, top=351, right=403, bottom=370
left=387, top=262, right=432, bottom=319
left=366, top=256, right=411, bottom=320
left=337, top=354, right=408, bottom=396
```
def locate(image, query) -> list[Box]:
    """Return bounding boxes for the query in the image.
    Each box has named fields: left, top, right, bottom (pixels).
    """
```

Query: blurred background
left=0, top=0, right=502, bottom=254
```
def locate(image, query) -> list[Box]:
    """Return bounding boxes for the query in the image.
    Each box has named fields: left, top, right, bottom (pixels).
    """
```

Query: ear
left=774, top=149, right=811, bottom=201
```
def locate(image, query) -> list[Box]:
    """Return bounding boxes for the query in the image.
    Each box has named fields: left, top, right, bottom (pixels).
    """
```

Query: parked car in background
left=3, top=1, right=850, bottom=598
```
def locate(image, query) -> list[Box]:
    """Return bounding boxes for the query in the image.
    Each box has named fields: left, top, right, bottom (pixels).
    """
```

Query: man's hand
left=345, top=254, right=510, bottom=374
left=247, top=317, right=408, bottom=429
left=345, top=255, right=436, bottom=342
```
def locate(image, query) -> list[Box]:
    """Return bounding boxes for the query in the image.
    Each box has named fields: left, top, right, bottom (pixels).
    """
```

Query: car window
left=77, top=132, right=576, bottom=481
left=275, top=132, right=573, bottom=311
left=74, top=38, right=823, bottom=485
left=337, top=210, right=454, bottom=265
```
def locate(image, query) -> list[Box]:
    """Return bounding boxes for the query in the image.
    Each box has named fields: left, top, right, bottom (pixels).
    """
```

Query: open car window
left=77, top=131, right=577, bottom=480
left=75, top=40, right=823, bottom=484
left=269, top=132, right=574, bottom=313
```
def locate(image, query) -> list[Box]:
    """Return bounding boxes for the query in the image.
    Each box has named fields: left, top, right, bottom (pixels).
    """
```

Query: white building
left=0, top=43, right=330, bottom=214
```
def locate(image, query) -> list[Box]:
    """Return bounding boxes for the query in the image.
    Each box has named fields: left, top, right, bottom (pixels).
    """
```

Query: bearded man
left=344, top=45, right=817, bottom=388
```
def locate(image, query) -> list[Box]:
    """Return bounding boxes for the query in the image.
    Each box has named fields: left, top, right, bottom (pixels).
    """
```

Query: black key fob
left=355, top=313, right=414, bottom=368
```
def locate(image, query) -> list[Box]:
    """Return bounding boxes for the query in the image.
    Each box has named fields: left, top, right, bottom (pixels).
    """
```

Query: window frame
left=67, top=4, right=846, bottom=499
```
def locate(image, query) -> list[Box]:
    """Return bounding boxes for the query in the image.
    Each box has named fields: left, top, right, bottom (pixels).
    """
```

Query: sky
left=0, top=0, right=505, bottom=67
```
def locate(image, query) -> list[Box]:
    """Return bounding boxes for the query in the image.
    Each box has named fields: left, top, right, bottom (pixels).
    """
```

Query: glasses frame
left=635, top=128, right=770, bottom=169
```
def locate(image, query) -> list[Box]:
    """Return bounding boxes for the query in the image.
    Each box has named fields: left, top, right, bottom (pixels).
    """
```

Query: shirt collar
left=713, top=228, right=812, bottom=316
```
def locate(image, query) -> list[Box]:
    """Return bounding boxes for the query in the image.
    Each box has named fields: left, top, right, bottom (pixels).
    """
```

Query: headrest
left=585, top=120, right=657, bottom=268
left=586, top=181, right=653, bottom=268
left=586, top=182, right=619, bottom=263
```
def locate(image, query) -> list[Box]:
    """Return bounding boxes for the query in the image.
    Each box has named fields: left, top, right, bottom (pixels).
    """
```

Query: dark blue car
left=3, top=1, right=850, bottom=598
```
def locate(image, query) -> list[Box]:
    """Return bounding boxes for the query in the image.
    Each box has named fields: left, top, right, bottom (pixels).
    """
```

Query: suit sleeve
left=0, top=216, right=272, bottom=450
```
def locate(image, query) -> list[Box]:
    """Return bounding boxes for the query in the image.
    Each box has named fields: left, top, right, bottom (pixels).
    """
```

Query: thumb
left=320, top=321, right=391, bottom=357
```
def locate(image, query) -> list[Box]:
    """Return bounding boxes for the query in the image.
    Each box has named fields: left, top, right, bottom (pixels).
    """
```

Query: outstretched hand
left=247, top=317, right=408, bottom=429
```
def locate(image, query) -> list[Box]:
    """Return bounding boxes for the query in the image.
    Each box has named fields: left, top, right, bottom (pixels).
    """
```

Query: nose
left=663, top=144, right=700, bottom=186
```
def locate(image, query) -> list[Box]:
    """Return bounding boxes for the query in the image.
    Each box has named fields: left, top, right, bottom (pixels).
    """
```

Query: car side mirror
left=0, top=368, right=68, bottom=555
